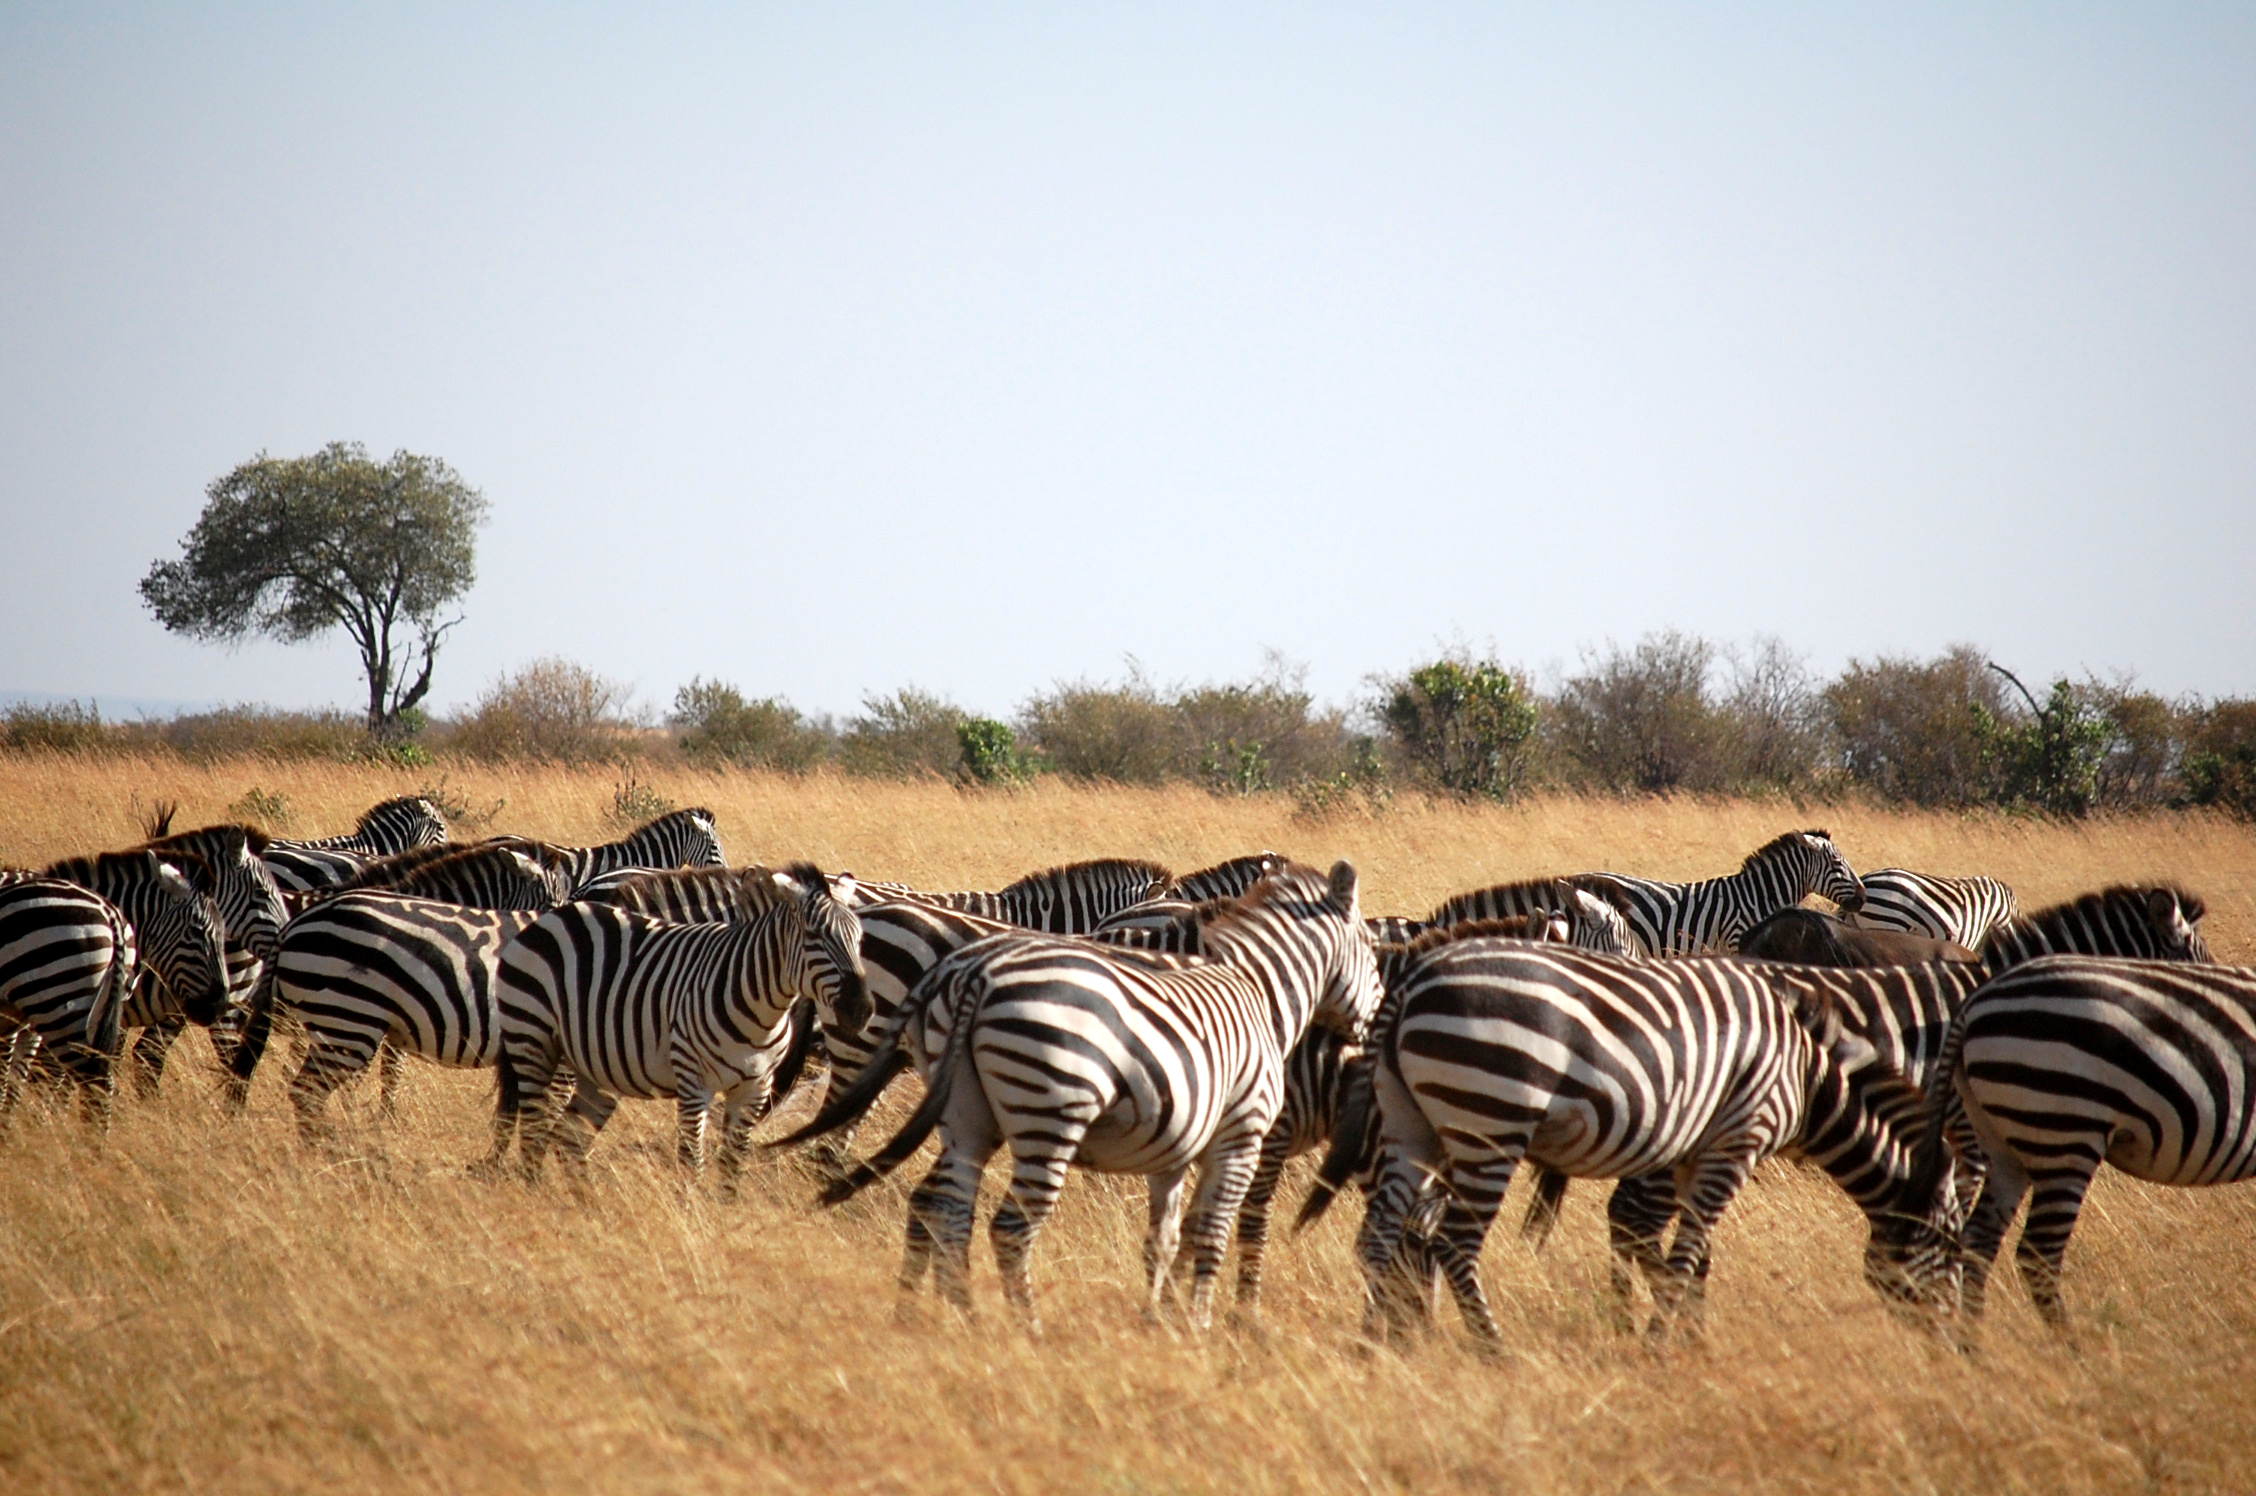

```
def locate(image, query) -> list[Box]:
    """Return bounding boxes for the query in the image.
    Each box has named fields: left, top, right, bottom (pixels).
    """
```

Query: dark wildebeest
left=1734, top=907, right=1979, bottom=967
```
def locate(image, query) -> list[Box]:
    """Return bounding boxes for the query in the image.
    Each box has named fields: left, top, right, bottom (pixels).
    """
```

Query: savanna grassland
left=3, top=756, right=2254, bottom=1495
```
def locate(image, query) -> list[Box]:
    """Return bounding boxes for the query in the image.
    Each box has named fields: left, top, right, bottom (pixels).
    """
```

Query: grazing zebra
left=533, top=809, right=728, bottom=895
left=842, top=859, right=1172, bottom=934
left=263, top=796, right=451, bottom=893
left=1846, top=868, right=2019, bottom=951
left=1571, top=829, right=1865, bottom=956
left=490, top=864, right=866, bottom=1185
left=0, top=876, right=133, bottom=1123
left=1899, top=955, right=2256, bottom=1330
left=802, top=861, right=1383, bottom=1333
left=1302, top=942, right=1960, bottom=1345
left=238, top=892, right=546, bottom=1142
left=1166, top=852, right=1281, bottom=903
left=43, top=851, right=228, bottom=1051
left=124, top=824, right=293, bottom=1083
left=1427, top=878, right=1645, bottom=957
left=311, top=842, right=575, bottom=910
left=1516, top=882, right=2221, bottom=1278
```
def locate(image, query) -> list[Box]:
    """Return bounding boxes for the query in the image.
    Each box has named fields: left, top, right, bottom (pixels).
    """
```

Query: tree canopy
left=140, top=442, right=488, bottom=737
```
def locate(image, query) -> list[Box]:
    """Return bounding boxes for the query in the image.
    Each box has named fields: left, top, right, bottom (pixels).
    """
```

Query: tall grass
left=2, top=757, right=2253, bottom=1493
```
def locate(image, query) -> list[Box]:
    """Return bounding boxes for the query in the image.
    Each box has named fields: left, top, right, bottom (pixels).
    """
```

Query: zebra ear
left=1327, top=860, right=1359, bottom=909
left=832, top=873, right=858, bottom=903
left=1544, top=913, right=1571, bottom=944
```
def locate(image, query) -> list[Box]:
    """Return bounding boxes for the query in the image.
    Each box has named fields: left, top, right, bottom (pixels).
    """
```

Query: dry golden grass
left=4, top=755, right=2254, bottom=1494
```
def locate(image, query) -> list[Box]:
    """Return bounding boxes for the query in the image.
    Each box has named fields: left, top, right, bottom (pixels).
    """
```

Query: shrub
left=2085, top=681, right=2188, bottom=810
left=1376, top=655, right=1539, bottom=800
left=840, top=689, right=963, bottom=779
left=1824, top=646, right=2012, bottom=806
left=1175, top=658, right=1357, bottom=795
left=1975, top=668, right=2111, bottom=818
left=451, top=658, right=635, bottom=764
left=1714, top=637, right=1828, bottom=792
left=137, top=706, right=372, bottom=763
left=2182, top=698, right=2256, bottom=820
left=1, top=700, right=110, bottom=755
left=956, top=718, right=1034, bottom=785
left=1550, top=632, right=1726, bottom=794
left=1017, top=671, right=1179, bottom=785
left=670, top=678, right=831, bottom=771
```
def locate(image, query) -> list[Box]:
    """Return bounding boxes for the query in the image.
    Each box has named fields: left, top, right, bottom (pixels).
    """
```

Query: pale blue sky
left=3, top=4, right=2251, bottom=720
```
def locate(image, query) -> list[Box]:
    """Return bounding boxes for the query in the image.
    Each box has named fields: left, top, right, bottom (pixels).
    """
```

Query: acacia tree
left=140, top=443, right=489, bottom=738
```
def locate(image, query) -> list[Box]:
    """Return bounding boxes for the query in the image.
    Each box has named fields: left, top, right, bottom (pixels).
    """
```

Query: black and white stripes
left=1575, top=828, right=1865, bottom=955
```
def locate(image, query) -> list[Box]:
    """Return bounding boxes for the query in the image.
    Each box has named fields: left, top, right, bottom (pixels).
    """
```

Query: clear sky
left=3, top=4, right=2251, bottom=721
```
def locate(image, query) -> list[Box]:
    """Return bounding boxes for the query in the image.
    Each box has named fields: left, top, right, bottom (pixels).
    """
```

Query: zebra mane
left=1742, top=828, right=1833, bottom=871
left=359, top=796, right=445, bottom=837
left=2003, top=883, right=2208, bottom=939
left=996, top=857, right=1172, bottom=900
left=1186, top=859, right=1351, bottom=945
left=45, top=847, right=215, bottom=894
left=1166, top=852, right=1279, bottom=902
left=140, top=822, right=274, bottom=858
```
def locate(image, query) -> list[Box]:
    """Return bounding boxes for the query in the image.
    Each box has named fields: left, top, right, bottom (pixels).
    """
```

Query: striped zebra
left=490, top=864, right=866, bottom=1186
left=1571, top=828, right=1865, bottom=956
left=0, top=875, right=133, bottom=1123
left=124, top=824, right=293, bottom=1083
left=1427, top=878, right=1644, bottom=957
left=1166, top=852, right=1281, bottom=903
left=239, top=892, right=546, bottom=1142
left=844, top=858, right=1172, bottom=934
left=1302, top=942, right=1961, bottom=1344
left=311, top=842, right=575, bottom=910
left=1845, top=868, right=2019, bottom=950
left=802, top=861, right=1383, bottom=1333
left=1516, top=882, right=2220, bottom=1282
left=42, top=851, right=228, bottom=1049
left=1898, top=955, right=2256, bottom=1330
left=263, top=796, right=451, bottom=893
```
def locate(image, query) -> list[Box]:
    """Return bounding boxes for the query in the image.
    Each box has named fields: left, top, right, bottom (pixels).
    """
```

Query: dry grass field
left=4, top=755, right=2255, bottom=1495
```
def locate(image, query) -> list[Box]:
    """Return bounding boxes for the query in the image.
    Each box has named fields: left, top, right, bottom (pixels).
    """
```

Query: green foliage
left=1548, top=633, right=1720, bottom=794
left=1974, top=669, right=2113, bottom=818
left=452, top=658, right=633, bottom=764
left=840, top=689, right=962, bottom=778
left=139, top=442, right=489, bottom=737
left=2182, top=699, right=2256, bottom=820
left=956, top=718, right=1034, bottom=785
left=1825, top=646, right=2011, bottom=806
left=1017, top=672, right=1179, bottom=784
left=610, top=769, right=676, bottom=826
left=1018, top=658, right=1358, bottom=791
left=670, top=678, right=831, bottom=771
left=1378, top=655, right=1539, bottom=799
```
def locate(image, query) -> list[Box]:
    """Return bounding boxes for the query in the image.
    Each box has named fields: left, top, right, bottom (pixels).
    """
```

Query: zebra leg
left=1956, top=1152, right=2032, bottom=1324
left=908, top=1130, right=1000, bottom=1320
left=547, top=1084, right=618, bottom=1175
left=1180, top=1138, right=1263, bottom=1332
left=714, top=1076, right=779, bottom=1199
left=289, top=1027, right=380, bottom=1148
left=1427, top=1149, right=1520, bottom=1347
left=376, top=1040, right=406, bottom=1118
left=130, top=1020, right=185, bottom=1098
left=1650, top=1154, right=1759, bottom=1340
left=989, top=1137, right=1083, bottom=1339
left=1143, top=1169, right=1190, bottom=1321
left=674, top=1085, right=717, bottom=1173
left=2012, top=1149, right=2104, bottom=1330
left=1230, top=1121, right=1295, bottom=1309
left=1604, top=1175, right=1677, bottom=1333
left=0, top=1021, right=30, bottom=1120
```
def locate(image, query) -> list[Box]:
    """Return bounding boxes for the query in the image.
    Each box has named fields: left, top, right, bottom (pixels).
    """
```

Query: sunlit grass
left=2, top=756, right=2252, bottom=1493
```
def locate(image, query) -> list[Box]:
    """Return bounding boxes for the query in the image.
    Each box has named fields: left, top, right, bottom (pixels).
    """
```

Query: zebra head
left=144, top=855, right=232, bottom=1029
left=1311, top=861, right=1385, bottom=1042
left=1566, top=887, right=1640, bottom=957
left=772, top=863, right=870, bottom=1034
left=2142, top=886, right=2212, bottom=962
left=1760, top=828, right=1864, bottom=913
left=677, top=809, right=726, bottom=869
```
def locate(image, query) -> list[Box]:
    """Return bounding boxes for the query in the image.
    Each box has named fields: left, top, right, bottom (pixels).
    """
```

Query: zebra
left=1301, top=942, right=1962, bottom=1345
left=237, top=892, right=547, bottom=1142
left=1166, top=852, right=1282, bottom=903
left=310, top=842, right=575, bottom=910
left=1514, top=881, right=2221, bottom=1287
left=533, top=809, right=728, bottom=895
left=1570, top=828, right=1865, bottom=956
left=1427, top=878, right=1645, bottom=957
left=42, top=851, right=228, bottom=1068
left=489, top=864, right=867, bottom=1187
left=839, top=858, right=1172, bottom=934
left=263, top=796, right=451, bottom=893
left=124, top=823, right=292, bottom=1084
left=1844, top=868, right=2019, bottom=950
left=0, top=875, right=133, bottom=1124
left=1897, top=955, right=2256, bottom=1331
left=799, top=860, right=1384, bottom=1333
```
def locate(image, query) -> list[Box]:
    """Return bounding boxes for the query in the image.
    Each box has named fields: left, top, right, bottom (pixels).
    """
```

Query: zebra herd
left=3, top=801, right=2249, bottom=1350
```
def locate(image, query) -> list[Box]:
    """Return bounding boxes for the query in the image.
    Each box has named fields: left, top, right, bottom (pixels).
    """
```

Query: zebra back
left=1427, top=878, right=1643, bottom=957
left=263, top=797, right=450, bottom=889
left=1980, top=884, right=2210, bottom=975
left=584, top=865, right=801, bottom=922
left=1571, top=828, right=1865, bottom=956
left=0, top=877, right=134, bottom=1093
left=1849, top=868, right=2019, bottom=949
left=556, top=808, right=728, bottom=892
left=1166, top=852, right=1280, bottom=904
left=316, top=843, right=571, bottom=910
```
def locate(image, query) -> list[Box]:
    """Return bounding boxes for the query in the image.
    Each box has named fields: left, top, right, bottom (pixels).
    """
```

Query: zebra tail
left=1294, top=1050, right=1379, bottom=1234
left=1900, top=1008, right=1973, bottom=1224
left=84, top=929, right=129, bottom=1078
left=813, top=962, right=983, bottom=1208
left=1517, top=1166, right=1570, bottom=1247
